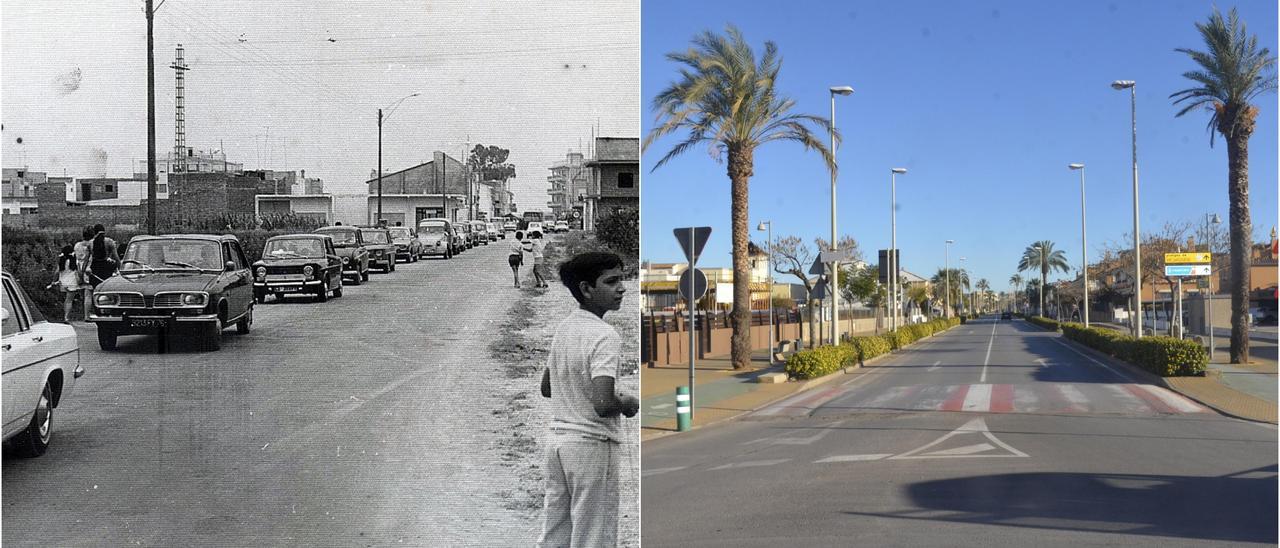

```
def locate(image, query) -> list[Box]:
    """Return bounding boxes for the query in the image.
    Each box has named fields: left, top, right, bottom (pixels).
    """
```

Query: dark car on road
left=253, top=234, right=344, bottom=303
left=315, top=226, right=370, bottom=284
left=360, top=227, right=397, bottom=273
left=1001, top=311, right=1013, bottom=320
left=387, top=226, right=422, bottom=263
left=416, top=219, right=454, bottom=259
left=87, top=234, right=254, bottom=351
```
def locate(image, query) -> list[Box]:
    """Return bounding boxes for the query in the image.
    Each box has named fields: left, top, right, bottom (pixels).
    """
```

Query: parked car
left=2, top=270, right=84, bottom=457
left=387, top=226, right=422, bottom=263
left=487, top=222, right=502, bottom=240
left=467, top=221, right=489, bottom=245
left=526, top=221, right=544, bottom=238
left=416, top=219, right=455, bottom=259
left=502, top=221, right=518, bottom=234
left=554, top=220, right=570, bottom=233
left=360, top=227, right=397, bottom=273
left=87, top=234, right=255, bottom=351
left=455, top=222, right=475, bottom=249
left=315, top=226, right=370, bottom=285
left=252, top=234, right=343, bottom=303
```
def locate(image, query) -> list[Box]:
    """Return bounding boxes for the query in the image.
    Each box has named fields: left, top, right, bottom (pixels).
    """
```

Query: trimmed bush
left=1058, top=322, right=1206, bottom=376
left=1027, top=316, right=1061, bottom=331
left=848, top=335, right=892, bottom=364
left=785, top=344, right=857, bottom=380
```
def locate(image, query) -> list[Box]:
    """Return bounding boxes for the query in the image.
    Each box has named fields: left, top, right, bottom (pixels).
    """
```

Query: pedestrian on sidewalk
left=508, top=230, right=525, bottom=288
left=53, top=245, right=81, bottom=323
left=538, top=252, right=638, bottom=548
left=531, top=231, right=548, bottom=288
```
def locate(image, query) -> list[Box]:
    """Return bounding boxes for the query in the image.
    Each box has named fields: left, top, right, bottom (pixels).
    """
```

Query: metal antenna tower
left=170, top=44, right=190, bottom=173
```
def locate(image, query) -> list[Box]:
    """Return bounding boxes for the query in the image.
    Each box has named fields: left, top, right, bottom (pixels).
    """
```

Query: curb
left=1020, top=320, right=1277, bottom=425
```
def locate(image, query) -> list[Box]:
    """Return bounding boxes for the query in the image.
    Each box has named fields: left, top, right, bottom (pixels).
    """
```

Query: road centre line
left=709, top=459, right=791, bottom=471
left=962, top=383, right=992, bottom=412
left=980, top=320, right=997, bottom=382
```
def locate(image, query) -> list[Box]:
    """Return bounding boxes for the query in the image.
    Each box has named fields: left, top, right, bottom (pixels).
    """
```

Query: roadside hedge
left=1027, top=316, right=1061, bottom=331
left=786, top=317, right=962, bottom=379
left=1058, top=322, right=1207, bottom=376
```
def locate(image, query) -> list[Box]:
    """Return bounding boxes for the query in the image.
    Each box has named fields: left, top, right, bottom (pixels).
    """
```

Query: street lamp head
left=1210, top=213, right=1222, bottom=224
left=830, top=86, right=854, bottom=95
left=891, top=168, right=907, bottom=174
left=1068, top=163, right=1084, bottom=170
left=756, top=221, right=769, bottom=231
left=946, top=239, right=954, bottom=244
left=1111, top=80, right=1135, bottom=90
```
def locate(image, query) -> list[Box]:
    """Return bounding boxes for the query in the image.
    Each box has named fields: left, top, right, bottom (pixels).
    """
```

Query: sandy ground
left=487, top=253, right=640, bottom=546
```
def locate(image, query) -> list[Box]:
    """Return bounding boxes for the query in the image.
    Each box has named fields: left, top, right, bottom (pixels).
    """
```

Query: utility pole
left=145, top=0, right=157, bottom=234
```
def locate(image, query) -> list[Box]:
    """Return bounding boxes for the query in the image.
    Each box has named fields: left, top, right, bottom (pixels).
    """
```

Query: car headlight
left=303, top=265, right=315, bottom=279
left=95, top=294, right=118, bottom=306
left=256, top=267, right=267, bottom=279
left=182, top=293, right=206, bottom=306
left=342, top=257, right=350, bottom=264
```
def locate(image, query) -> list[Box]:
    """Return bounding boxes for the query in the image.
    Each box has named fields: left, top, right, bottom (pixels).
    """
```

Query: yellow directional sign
left=1164, top=252, right=1211, bottom=264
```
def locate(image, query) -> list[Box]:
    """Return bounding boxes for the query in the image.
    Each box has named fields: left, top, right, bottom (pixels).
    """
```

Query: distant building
left=546, top=151, right=590, bottom=224
left=1, top=168, right=45, bottom=216
left=134, top=148, right=242, bottom=178
left=640, top=242, right=771, bottom=310
left=584, top=137, right=638, bottom=231
left=362, top=151, right=473, bottom=226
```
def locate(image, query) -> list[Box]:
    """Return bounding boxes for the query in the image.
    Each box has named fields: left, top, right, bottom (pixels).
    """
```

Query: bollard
left=676, top=386, right=691, bottom=432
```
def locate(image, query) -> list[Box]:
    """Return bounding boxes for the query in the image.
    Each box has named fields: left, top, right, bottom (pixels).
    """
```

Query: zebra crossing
left=754, top=382, right=1209, bottom=417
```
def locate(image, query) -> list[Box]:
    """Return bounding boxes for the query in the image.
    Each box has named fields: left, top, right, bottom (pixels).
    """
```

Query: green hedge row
left=786, top=317, right=963, bottom=380
left=1059, top=323, right=1207, bottom=376
left=1026, top=316, right=1061, bottom=331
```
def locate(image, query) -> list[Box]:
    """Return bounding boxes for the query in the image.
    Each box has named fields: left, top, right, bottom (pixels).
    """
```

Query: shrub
left=849, top=335, right=892, bottom=363
left=785, top=344, right=857, bottom=380
left=1058, top=322, right=1206, bottom=376
left=1027, top=316, right=1060, bottom=331
left=593, top=207, right=638, bottom=256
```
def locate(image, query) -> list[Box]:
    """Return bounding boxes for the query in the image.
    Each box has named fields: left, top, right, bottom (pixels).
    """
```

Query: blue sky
left=641, top=0, right=1278, bottom=292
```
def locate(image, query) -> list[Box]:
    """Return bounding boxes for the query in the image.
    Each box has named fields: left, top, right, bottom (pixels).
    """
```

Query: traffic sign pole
left=674, top=227, right=712, bottom=424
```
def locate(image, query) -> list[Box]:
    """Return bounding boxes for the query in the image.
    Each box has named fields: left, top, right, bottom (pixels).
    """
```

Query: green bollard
left=676, top=386, right=691, bottom=432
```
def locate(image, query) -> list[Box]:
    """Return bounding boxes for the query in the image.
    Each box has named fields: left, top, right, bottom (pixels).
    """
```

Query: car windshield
left=388, top=228, right=411, bottom=239
left=318, top=229, right=358, bottom=245
left=418, top=223, right=447, bottom=234
left=265, top=238, right=324, bottom=258
left=122, top=239, right=222, bottom=270
left=363, top=231, right=389, bottom=244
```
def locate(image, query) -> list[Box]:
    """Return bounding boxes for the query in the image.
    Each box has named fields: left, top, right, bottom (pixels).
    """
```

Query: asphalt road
left=2, top=237, right=547, bottom=546
left=642, top=317, right=1278, bottom=548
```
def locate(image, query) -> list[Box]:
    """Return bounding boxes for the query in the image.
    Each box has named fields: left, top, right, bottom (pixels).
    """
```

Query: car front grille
left=116, top=293, right=146, bottom=308
left=153, top=294, right=183, bottom=308
left=266, top=266, right=300, bottom=275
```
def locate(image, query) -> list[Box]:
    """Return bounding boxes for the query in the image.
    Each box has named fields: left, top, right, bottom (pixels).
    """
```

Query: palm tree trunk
left=1226, top=129, right=1252, bottom=363
left=728, top=146, right=754, bottom=369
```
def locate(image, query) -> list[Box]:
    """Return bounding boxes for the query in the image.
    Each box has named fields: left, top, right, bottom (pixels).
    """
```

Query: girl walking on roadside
left=531, top=232, right=548, bottom=288
left=86, top=223, right=120, bottom=288
left=508, top=230, right=525, bottom=288
left=55, top=245, right=80, bottom=323
left=74, top=225, right=94, bottom=320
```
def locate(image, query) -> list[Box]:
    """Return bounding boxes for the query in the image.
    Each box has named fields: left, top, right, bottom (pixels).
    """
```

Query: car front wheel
left=237, top=306, right=253, bottom=334
left=316, top=279, right=329, bottom=302
left=14, top=382, right=53, bottom=457
left=97, top=327, right=118, bottom=351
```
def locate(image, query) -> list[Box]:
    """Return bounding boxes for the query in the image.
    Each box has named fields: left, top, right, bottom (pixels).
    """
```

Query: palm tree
left=930, top=268, right=969, bottom=317
left=647, top=25, right=836, bottom=369
left=1009, top=274, right=1024, bottom=313
left=1171, top=7, right=1276, bottom=364
left=1018, top=241, right=1070, bottom=316
left=975, top=279, right=990, bottom=314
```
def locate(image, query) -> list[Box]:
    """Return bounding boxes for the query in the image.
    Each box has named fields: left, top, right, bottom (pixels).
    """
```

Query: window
left=104, top=185, right=114, bottom=192
left=617, top=172, right=634, bottom=188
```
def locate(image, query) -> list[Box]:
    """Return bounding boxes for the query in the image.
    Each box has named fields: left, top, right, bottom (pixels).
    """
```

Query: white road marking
left=890, top=417, right=1028, bottom=459
left=1035, top=358, right=1048, bottom=367
left=743, top=420, right=847, bottom=446
left=922, top=443, right=996, bottom=456
left=928, top=360, right=942, bottom=371
left=709, top=459, right=791, bottom=471
left=980, top=321, right=998, bottom=382
left=1104, top=384, right=1149, bottom=414
left=962, top=383, right=992, bottom=412
left=1138, top=384, right=1206, bottom=413
left=650, top=403, right=673, bottom=410
left=814, top=454, right=893, bottom=463
left=1057, top=384, right=1090, bottom=412
left=642, top=466, right=687, bottom=477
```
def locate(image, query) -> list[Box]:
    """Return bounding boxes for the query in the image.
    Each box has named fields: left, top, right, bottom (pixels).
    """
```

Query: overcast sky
left=2, top=0, right=638, bottom=212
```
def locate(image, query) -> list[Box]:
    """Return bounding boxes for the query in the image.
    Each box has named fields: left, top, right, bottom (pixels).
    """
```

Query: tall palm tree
left=930, top=267, right=969, bottom=317
left=975, top=279, right=990, bottom=314
left=1018, top=241, right=1070, bottom=316
left=1171, top=7, right=1276, bottom=364
left=1009, top=274, right=1024, bottom=313
left=647, top=25, right=835, bottom=369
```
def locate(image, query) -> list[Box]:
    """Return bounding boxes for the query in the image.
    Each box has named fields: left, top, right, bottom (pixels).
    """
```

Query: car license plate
left=130, top=318, right=168, bottom=328
left=276, top=286, right=301, bottom=293
left=273, top=274, right=305, bottom=281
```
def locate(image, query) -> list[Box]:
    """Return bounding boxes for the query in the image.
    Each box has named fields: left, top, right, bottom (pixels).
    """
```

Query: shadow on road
left=844, top=466, right=1278, bottom=544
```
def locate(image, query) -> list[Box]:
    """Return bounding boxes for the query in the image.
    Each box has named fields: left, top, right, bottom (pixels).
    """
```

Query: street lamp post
left=945, top=239, right=954, bottom=318
left=829, top=85, right=854, bottom=345
left=1069, top=163, right=1089, bottom=327
left=1034, top=244, right=1045, bottom=316
left=890, top=168, right=907, bottom=329
left=1204, top=212, right=1222, bottom=359
left=1112, top=79, right=1141, bottom=337
left=758, top=221, right=775, bottom=364
left=959, top=257, right=967, bottom=314
left=377, top=92, right=421, bottom=226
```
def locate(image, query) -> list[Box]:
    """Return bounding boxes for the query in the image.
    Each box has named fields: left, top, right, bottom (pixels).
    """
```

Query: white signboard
left=1165, top=264, right=1211, bottom=277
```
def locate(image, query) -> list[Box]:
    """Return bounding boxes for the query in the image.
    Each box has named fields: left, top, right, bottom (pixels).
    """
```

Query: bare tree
left=767, top=236, right=819, bottom=349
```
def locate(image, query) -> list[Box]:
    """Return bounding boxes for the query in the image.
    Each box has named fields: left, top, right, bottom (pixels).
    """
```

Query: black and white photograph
left=1, top=0, right=639, bottom=545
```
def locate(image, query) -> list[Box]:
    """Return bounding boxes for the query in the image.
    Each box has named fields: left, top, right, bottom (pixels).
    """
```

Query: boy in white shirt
left=538, top=252, right=638, bottom=548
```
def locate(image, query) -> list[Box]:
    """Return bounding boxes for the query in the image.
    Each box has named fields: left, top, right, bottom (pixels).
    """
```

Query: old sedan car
left=554, top=220, right=570, bottom=233
left=3, top=270, right=84, bottom=457
left=88, top=234, right=254, bottom=351
left=360, top=227, right=397, bottom=273
left=454, top=222, right=475, bottom=250
left=470, top=220, right=491, bottom=245
left=387, top=226, right=421, bottom=263
left=315, top=226, right=370, bottom=284
left=487, top=222, right=502, bottom=240
left=416, top=219, right=454, bottom=259
left=253, top=234, right=343, bottom=303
